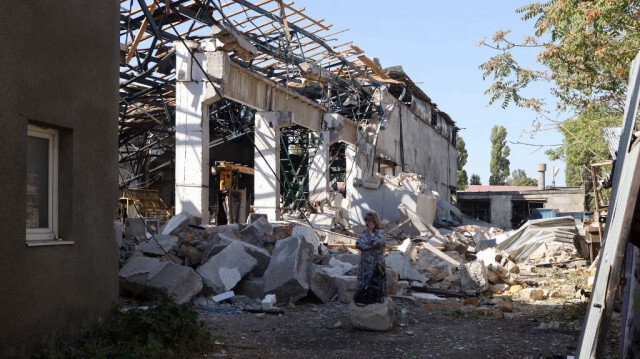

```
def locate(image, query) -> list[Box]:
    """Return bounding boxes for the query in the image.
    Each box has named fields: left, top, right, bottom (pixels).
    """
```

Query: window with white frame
left=26, top=124, right=58, bottom=241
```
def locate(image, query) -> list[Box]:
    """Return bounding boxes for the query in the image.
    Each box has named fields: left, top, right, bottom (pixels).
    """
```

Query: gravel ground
left=193, top=257, right=625, bottom=359
left=198, top=293, right=619, bottom=359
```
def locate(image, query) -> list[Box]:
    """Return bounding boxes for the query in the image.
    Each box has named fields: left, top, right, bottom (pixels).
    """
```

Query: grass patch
left=33, top=301, right=213, bottom=359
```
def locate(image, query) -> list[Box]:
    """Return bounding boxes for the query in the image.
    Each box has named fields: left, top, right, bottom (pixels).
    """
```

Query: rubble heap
left=118, top=175, right=590, bottom=331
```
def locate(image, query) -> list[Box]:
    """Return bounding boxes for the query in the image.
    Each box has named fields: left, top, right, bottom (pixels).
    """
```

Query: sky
left=294, top=0, right=568, bottom=186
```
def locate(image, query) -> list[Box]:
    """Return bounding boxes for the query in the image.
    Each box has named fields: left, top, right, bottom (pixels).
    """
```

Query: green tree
left=506, top=169, right=538, bottom=186
left=489, top=125, right=510, bottom=185
left=479, top=1, right=640, bottom=113
left=545, top=106, right=620, bottom=209
left=457, top=136, right=469, bottom=190
left=470, top=174, right=482, bottom=185
left=479, top=1, right=634, bottom=203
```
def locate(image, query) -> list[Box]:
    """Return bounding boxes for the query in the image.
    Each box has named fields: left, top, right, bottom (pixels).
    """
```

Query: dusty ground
left=197, top=265, right=621, bottom=359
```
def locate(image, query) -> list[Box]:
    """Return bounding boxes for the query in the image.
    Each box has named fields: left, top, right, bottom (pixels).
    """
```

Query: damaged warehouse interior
left=117, top=0, right=458, bottom=226
left=2, top=1, right=640, bottom=358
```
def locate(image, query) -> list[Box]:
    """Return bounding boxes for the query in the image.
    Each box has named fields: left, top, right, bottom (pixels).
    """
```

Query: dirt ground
left=197, top=265, right=621, bottom=359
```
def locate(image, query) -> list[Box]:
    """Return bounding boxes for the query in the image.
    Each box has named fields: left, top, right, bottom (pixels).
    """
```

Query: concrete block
left=348, top=297, right=396, bottom=331
left=386, top=268, right=399, bottom=296
left=178, top=244, right=204, bottom=266
left=147, top=262, right=203, bottom=304
left=161, top=212, right=194, bottom=236
left=397, top=239, right=413, bottom=253
left=234, top=276, right=266, bottom=299
left=120, top=256, right=203, bottom=304
left=120, top=256, right=167, bottom=283
left=309, top=265, right=337, bottom=304
left=204, top=224, right=240, bottom=243
left=385, top=252, right=428, bottom=283
left=136, top=235, right=179, bottom=256
left=291, top=225, right=326, bottom=256
left=334, top=253, right=360, bottom=266
left=261, top=294, right=277, bottom=310
left=210, top=24, right=258, bottom=61
left=238, top=217, right=272, bottom=247
left=334, top=275, right=358, bottom=303
left=212, top=291, right=235, bottom=302
left=476, top=248, right=498, bottom=267
left=326, top=257, right=355, bottom=276
left=263, top=235, right=314, bottom=305
left=202, top=233, right=271, bottom=276
left=197, top=241, right=257, bottom=294
left=414, top=248, right=459, bottom=280
left=416, top=192, right=437, bottom=225
left=459, top=260, right=489, bottom=294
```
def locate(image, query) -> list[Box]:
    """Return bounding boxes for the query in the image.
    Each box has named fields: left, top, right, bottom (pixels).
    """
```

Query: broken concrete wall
left=349, top=176, right=438, bottom=226
left=349, top=181, right=419, bottom=225
left=0, top=1, right=120, bottom=357
left=374, top=89, right=456, bottom=200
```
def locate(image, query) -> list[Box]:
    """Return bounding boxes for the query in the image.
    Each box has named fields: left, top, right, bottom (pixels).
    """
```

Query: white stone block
left=348, top=297, right=396, bottom=331
left=261, top=294, right=277, bottom=310
left=211, top=291, right=235, bottom=302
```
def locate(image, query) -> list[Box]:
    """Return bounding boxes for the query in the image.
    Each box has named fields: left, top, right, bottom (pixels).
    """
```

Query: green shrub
left=33, top=301, right=213, bottom=359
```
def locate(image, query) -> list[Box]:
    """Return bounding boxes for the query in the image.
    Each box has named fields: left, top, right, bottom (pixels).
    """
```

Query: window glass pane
left=26, top=136, right=49, bottom=228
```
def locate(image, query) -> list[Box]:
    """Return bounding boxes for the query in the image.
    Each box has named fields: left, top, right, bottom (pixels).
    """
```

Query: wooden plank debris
left=126, top=1, right=158, bottom=64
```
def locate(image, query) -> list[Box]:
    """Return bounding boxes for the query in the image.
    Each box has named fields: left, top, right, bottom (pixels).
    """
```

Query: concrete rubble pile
left=117, top=176, right=589, bottom=330
left=119, top=211, right=397, bottom=310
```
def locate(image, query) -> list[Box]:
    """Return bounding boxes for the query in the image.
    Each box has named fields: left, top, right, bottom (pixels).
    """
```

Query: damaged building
left=5, top=1, right=640, bottom=357
left=116, top=0, right=458, bottom=227
left=2, top=1, right=457, bottom=356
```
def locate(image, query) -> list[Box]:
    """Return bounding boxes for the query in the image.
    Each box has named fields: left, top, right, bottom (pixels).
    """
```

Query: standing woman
left=355, top=211, right=387, bottom=303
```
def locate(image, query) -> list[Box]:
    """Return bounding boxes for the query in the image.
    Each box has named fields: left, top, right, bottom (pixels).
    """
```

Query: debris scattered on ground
left=118, top=181, right=592, bottom=341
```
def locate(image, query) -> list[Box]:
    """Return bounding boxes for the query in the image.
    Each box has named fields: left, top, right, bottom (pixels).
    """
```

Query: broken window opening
left=329, top=142, right=347, bottom=196
left=209, top=100, right=256, bottom=225
left=511, top=200, right=545, bottom=229
left=279, top=125, right=315, bottom=214
left=458, top=199, right=491, bottom=224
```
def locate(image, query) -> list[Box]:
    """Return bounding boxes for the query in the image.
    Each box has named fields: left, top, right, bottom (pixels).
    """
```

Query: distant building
left=457, top=185, right=585, bottom=230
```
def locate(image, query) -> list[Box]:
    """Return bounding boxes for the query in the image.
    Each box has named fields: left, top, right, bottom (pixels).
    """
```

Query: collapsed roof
left=119, top=0, right=455, bottom=188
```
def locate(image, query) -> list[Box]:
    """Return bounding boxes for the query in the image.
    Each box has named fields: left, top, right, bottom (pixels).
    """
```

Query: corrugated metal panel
left=495, top=216, right=579, bottom=263
left=602, top=127, right=622, bottom=160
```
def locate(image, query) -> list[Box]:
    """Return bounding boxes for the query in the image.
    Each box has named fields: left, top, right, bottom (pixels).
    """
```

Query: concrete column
left=173, top=40, right=225, bottom=222
left=254, top=111, right=292, bottom=221
left=308, top=131, right=329, bottom=202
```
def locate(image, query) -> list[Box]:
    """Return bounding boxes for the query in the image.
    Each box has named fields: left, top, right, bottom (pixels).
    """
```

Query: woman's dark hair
left=364, top=211, right=382, bottom=229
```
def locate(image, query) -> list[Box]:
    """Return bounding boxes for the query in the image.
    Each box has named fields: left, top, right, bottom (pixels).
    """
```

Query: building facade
left=0, top=2, right=120, bottom=357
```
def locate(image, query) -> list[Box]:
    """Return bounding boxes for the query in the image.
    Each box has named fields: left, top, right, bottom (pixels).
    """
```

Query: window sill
left=26, top=240, right=74, bottom=247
